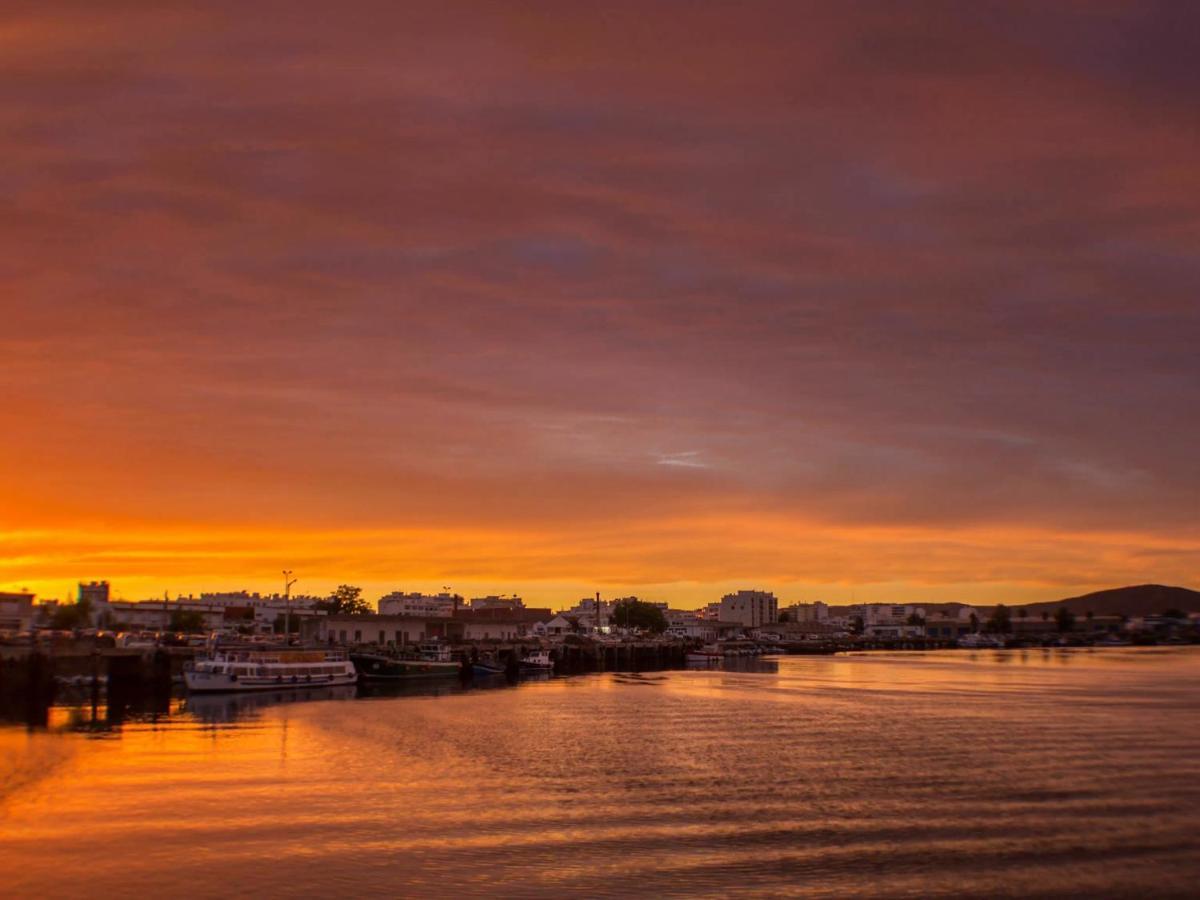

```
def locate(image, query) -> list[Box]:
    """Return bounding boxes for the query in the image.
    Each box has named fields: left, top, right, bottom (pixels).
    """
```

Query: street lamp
left=283, top=570, right=298, bottom=642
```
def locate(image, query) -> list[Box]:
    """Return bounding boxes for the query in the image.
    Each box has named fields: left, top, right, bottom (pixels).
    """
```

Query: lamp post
left=283, top=570, right=298, bottom=643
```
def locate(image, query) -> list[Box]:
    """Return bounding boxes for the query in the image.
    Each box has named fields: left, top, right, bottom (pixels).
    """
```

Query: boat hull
left=352, top=654, right=461, bottom=680
left=184, top=671, right=357, bottom=693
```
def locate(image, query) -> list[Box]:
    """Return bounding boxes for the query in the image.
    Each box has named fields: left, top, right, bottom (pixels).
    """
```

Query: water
left=3, top=648, right=1200, bottom=897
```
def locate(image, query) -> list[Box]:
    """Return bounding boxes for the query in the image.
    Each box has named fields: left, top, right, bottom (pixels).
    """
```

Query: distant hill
left=821, top=585, right=1200, bottom=619
left=1012, top=584, right=1200, bottom=618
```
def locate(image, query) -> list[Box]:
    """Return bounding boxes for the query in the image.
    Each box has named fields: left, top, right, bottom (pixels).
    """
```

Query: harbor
left=4, top=647, right=1200, bottom=897
left=5, top=624, right=1197, bottom=729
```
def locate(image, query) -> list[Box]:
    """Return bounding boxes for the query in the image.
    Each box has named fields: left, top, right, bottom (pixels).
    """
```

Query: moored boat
left=185, top=646, right=356, bottom=693
left=957, top=633, right=1006, bottom=649
left=472, top=654, right=506, bottom=676
left=686, top=646, right=723, bottom=666
left=520, top=649, right=554, bottom=672
left=352, top=646, right=461, bottom=680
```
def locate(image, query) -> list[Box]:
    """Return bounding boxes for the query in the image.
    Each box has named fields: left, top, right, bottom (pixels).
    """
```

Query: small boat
left=957, top=633, right=1006, bottom=649
left=520, top=649, right=554, bottom=672
left=686, top=645, right=723, bottom=666
left=185, top=646, right=357, bottom=693
left=472, top=656, right=506, bottom=676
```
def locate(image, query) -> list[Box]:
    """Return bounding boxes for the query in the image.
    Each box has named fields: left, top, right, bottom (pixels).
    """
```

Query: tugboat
left=185, top=645, right=357, bottom=693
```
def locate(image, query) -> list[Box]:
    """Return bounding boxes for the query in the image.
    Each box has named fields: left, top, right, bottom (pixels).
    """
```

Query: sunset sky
left=2, top=2, right=1198, bottom=608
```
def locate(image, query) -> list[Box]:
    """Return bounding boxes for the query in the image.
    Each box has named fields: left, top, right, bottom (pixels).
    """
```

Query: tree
left=969, top=612, right=980, bottom=633
left=906, top=612, right=925, bottom=627
left=1041, top=610, right=1051, bottom=622
left=610, top=599, right=667, bottom=633
left=169, top=609, right=207, bottom=633
left=50, top=597, right=92, bottom=630
left=986, top=604, right=1012, bottom=634
left=1162, top=608, right=1186, bottom=620
left=1055, top=607, right=1076, bottom=633
left=777, top=611, right=791, bottom=624
left=316, top=585, right=372, bottom=616
left=272, top=613, right=300, bottom=633
left=850, top=615, right=865, bottom=636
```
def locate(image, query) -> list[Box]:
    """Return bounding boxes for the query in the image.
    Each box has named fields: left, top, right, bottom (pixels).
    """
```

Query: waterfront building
left=378, top=591, right=459, bottom=617
left=923, top=615, right=973, bottom=639
left=104, top=592, right=326, bottom=633
left=864, top=621, right=925, bottom=639
left=565, top=596, right=613, bottom=629
left=719, top=590, right=778, bottom=628
left=79, top=581, right=111, bottom=623
left=538, top=614, right=582, bottom=636
left=782, top=601, right=829, bottom=622
left=665, top=614, right=732, bottom=641
left=78, top=580, right=110, bottom=604
left=848, top=603, right=924, bottom=626
left=0, top=590, right=35, bottom=631
left=316, top=614, right=435, bottom=647
left=456, top=607, right=551, bottom=640
left=313, top=608, right=553, bottom=646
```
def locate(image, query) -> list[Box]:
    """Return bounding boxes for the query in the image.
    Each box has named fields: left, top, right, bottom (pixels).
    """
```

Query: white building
left=104, top=591, right=325, bottom=633
left=565, top=597, right=613, bottom=629
left=719, top=590, right=778, bottom=628
left=317, top=615, right=431, bottom=646
left=378, top=592, right=459, bottom=618
left=782, top=601, right=829, bottom=622
left=0, top=591, right=34, bottom=631
left=664, top=612, right=717, bottom=640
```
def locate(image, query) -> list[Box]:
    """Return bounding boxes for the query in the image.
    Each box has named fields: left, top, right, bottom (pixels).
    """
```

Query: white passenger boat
left=185, top=646, right=357, bottom=693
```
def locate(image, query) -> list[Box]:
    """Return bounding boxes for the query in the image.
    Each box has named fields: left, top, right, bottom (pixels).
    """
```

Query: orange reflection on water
left=3, top=650, right=1200, bottom=897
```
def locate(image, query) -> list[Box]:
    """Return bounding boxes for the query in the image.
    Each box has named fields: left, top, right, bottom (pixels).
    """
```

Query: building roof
left=454, top=607, right=553, bottom=624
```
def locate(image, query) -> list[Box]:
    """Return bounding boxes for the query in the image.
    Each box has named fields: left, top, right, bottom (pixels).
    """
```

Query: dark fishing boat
left=351, top=648, right=460, bottom=680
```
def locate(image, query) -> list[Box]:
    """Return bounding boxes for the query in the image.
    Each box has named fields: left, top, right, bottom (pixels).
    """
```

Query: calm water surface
left=3, top=648, right=1200, bottom=898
